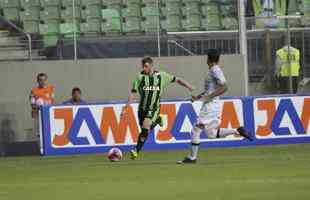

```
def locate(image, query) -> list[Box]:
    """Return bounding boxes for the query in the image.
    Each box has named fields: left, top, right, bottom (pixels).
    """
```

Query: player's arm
left=175, top=77, right=195, bottom=92
left=206, top=83, right=228, bottom=100
left=121, top=76, right=140, bottom=116
left=51, top=86, right=55, bottom=104
left=191, top=91, right=206, bottom=102
left=121, top=92, right=138, bottom=116
left=204, top=69, right=228, bottom=103
left=29, top=91, right=37, bottom=109
left=124, top=92, right=137, bottom=109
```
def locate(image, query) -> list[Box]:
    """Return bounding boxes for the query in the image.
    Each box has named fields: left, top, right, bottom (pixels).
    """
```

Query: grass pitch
left=0, top=144, right=309, bottom=200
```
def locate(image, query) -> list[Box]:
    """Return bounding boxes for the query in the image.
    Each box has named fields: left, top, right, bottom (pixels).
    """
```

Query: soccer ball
left=107, top=148, right=123, bottom=162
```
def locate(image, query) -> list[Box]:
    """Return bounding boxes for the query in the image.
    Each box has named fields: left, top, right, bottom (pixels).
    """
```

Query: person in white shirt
left=177, top=49, right=253, bottom=164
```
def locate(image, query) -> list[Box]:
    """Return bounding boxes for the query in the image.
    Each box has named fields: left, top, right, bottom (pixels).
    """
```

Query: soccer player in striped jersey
left=121, top=56, right=195, bottom=160
left=177, top=49, right=253, bottom=164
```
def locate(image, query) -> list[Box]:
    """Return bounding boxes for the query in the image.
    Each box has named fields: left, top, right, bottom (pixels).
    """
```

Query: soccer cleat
left=176, top=157, right=197, bottom=164
left=130, top=150, right=138, bottom=160
left=237, top=127, right=253, bottom=141
left=155, top=114, right=164, bottom=127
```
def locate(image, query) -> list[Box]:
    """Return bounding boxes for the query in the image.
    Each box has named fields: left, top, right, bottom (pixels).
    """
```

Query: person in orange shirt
left=29, top=73, right=55, bottom=142
left=29, top=73, right=55, bottom=119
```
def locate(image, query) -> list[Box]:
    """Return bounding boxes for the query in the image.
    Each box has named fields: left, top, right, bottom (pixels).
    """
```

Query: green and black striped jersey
left=132, top=70, right=176, bottom=111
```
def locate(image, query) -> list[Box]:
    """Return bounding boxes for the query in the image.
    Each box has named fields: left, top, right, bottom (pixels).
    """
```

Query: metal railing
left=0, top=16, right=32, bottom=61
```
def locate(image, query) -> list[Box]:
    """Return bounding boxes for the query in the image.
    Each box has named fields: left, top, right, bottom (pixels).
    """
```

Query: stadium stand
left=0, top=0, right=241, bottom=40
left=0, top=0, right=309, bottom=79
left=2, top=0, right=308, bottom=44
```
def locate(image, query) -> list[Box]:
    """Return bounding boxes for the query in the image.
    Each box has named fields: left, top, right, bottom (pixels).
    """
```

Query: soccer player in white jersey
left=177, top=49, right=252, bottom=164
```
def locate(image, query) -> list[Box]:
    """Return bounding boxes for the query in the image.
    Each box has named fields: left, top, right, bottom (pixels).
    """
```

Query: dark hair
left=207, top=49, right=220, bottom=63
left=142, top=56, right=153, bottom=65
left=37, top=73, right=47, bottom=80
left=72, top=87, right=81, bottom=94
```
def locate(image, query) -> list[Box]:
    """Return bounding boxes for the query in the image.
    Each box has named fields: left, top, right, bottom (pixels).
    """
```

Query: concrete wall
left=0, top=55, right=245, bottom=141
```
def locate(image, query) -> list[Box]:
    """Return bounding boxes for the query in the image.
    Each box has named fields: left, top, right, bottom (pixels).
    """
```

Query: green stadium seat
left=102, top=8, right=123, bottom=34
left=102, top=0, right=123, bottom=12
left=142, top=0, right=160, bottom=3
left=124, top=0, right=141, bottom=4
left=43, top=34, right=59, bottom=47
left=220, top=5, right=236, bottom=18
left=162, top=1, right=182, bottom=16
left=81, top=0, right=102, bottom=6
left=107, top=4, right=122, bottom=12
left=183, top=2, right=200, bottom=15
left=23, top=20, right=40, bottom=33
left=301, top=0, right=310, bottom=26
left=217, top=0, right=234, bottom=4
left=81, top=4, right=102, bottom=19
left=142, top=0, right=158, bottom=9
left=81, top=18, right=101, bottom=33
left=202, top=14, right=222, bottom=30
left=60, top=22, right=80, bottom=35
left=40, top=0, right=61, bottom=7
left=21, top=0, right=40, bottom=8
left=62, top=0, right=81, bottom=7
left=61, top=6, right=81, bottom=21
left=142, top=15, right=159, bottom=32
left=142, top=6, right=160, bottom=17
left=102, top=0, right=122, bottom=6
left=201, top=0, right=215, bottom=3
left=2, top=0, right=20, bottom=8
left=39, top=20, right=60, bottom=34
left=163, top=15, right=182, bottom=32
left=101, top=18, right=122, bottom=34
left=182, top=14, right=201, bottom=31
left=102, top=8, right=121, bottom=19
left=201, top=5, right=220, bottom=16
left=123, top=4, right=141, bottom=17
left=40, top=6, right=60, bottom=20
left=20, top=7, right=40, bottom=21
left=3, top=7, right=20, bottom=21
left=123, top=16, right=142, bottom=33
left=222, top=17, right=238, bottom=30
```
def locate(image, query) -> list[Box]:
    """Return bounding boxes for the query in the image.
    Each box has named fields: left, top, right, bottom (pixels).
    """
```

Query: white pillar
left=157, top=0, right=161, bottom=57
left=238, top=0, right=249, bottom=96
left=73, top=0, right=77, bottom=62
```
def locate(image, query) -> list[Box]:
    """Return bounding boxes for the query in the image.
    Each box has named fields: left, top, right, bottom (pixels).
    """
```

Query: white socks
left=190, top=144, right=199, bottom=160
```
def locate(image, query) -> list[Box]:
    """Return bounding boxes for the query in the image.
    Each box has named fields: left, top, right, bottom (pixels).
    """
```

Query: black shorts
left=138, top=109, right=160, bottom=127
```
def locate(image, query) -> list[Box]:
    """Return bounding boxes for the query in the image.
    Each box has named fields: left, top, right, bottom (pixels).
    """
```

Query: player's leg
left=130, top=117, right=152, bottom=160
left=190, top=124, right=204, bottom=160
left=150, top=109, right=163, bottom=130
left=177, top=123, right=204, bottom=164
left=130, top=110, right=158, bottom=159
left=206, top=120, right=253, bottom=141
left=136, top=118, right=152, bottom=153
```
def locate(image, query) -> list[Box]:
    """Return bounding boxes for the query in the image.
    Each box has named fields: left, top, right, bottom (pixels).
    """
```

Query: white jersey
left=196, top=65, right=226, bottom=127
left=204, top=65, right=227, bottom=101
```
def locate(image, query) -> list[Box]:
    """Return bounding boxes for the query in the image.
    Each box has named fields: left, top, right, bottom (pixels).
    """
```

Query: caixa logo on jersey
left=40, top=95, right=310, bottom=155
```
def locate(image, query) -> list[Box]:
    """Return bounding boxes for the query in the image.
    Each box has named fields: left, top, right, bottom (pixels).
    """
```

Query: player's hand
left=188, top=86, right=195, bottom=93
left=204, top=95, right=212, bottom=104
left=120, top=106, right=128, bottom=117
left=191, top=95, right=199, bottom=102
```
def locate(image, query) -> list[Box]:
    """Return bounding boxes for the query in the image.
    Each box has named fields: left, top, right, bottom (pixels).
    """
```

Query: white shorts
left=196, top=100, right=221, bottom=127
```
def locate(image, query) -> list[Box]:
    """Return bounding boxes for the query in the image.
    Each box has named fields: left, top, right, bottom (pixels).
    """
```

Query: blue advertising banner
left=40, top=95, right=310, bottom=155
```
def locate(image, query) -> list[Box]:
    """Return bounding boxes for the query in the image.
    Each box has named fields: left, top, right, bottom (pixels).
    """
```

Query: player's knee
left=205, top=128, right=217, bottom=139
left=140, top=127, right=149, bottom=139
left=142, top=118, right=152, bottom=129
